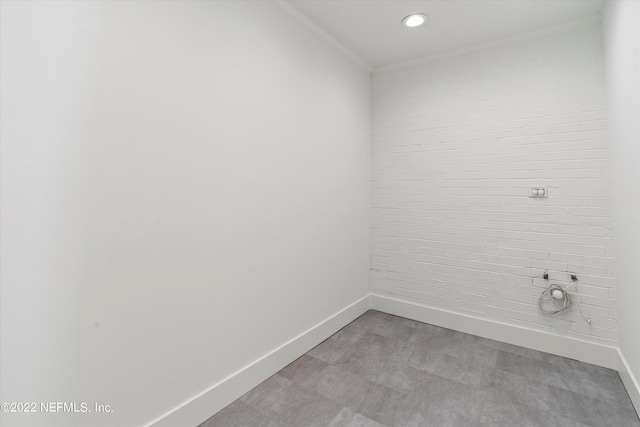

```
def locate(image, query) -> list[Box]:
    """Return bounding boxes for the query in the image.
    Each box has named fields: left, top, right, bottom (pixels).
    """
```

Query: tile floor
left=199, top=310, right=640, bottom=427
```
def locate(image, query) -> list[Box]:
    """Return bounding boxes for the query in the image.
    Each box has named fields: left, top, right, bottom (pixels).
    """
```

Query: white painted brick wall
left=371, top=24, right=617, bottom=343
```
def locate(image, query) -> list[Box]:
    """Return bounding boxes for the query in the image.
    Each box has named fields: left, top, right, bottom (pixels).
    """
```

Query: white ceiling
left=285, top=0, right=605, bottom=70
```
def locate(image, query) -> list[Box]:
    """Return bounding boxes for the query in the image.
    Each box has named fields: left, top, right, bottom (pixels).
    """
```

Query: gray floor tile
left=241, top=374, right=342, bottom=427
left=301, top=364, right=416, bottom=426
left=481, top=395, right=589, bottom=427
left=407, top=345, right=446, bottom=372
left=540, top=352, right=630, bottom=401
left=348, top=382, right=417, bottom=426
left=369, top=360, right=436, bottom=394
left=198, top=400, right=281, bottom=427
left=497, top=350, right=630, bottom=403
left=200, top=310, right=640, bottom=427
left=278, top=354, right=329, bottom=383
left=299, top=364, right=372, bottom=404
left=408, top=333, right=498, bottom=386
left=545, top=382, right=640, bottom=427
left=406, top=407, right=490, bottom=427
left=307, top=321, right=367, bottom=364
left=485, top=366, right=640, bottom=427
left=327, top=408, right=385, bottom=427
left=484, top=368, right=557, bottom=412
left=368, top=315, right=416, bottom=341
left=479, top=336, right=549, bottom=360
left=407, top=323, right=458, bottom=349
left=436, top=383, right=487, bottom=420
left=433, top=352, right=495, bottom=385
left=335, top=331, right=413, bottom=380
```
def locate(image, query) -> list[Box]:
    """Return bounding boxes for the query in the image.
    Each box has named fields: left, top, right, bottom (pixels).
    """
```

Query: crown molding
left=375, top=14, right=603, bottom=74
left=271, top=0, right=373, bottom=73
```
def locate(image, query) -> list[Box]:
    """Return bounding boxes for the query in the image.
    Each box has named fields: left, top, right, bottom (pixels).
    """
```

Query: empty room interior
left=1, top=0, right=639, bottom=426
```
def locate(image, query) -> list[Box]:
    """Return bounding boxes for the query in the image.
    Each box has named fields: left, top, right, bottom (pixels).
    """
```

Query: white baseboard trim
left=371, top=293, right=619, bottom=370
left=617, top=349, right=640, bottom=415
left=146, top=295, right=371, bottom=427
left=146, top=292, right=639, bottom=426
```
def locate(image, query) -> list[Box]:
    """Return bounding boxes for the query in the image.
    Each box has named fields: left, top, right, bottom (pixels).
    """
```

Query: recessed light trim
left=402, top=13, right=428, bottom=28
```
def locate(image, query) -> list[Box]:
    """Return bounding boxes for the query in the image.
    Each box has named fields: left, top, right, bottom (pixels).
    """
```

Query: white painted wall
left=371, top=24, right=617, bottom=345
left=0, top=1, right=370, bottom=426
left=603, top=0, right=640, bottom=404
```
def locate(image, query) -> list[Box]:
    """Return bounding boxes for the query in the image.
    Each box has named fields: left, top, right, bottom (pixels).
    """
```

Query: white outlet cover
left=529, top=187, right=548, bottom=198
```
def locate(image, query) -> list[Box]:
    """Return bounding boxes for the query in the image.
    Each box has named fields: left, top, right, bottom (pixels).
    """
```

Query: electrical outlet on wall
left=529, top=187, right=548, bottom=198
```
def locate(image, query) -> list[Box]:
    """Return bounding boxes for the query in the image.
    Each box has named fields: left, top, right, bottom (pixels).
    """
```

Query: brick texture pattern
left=371, top=24, right=616, bottom=343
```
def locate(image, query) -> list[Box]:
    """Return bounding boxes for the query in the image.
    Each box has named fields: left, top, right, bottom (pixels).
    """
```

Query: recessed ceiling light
left=402, top=13, right=428, bottom=28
